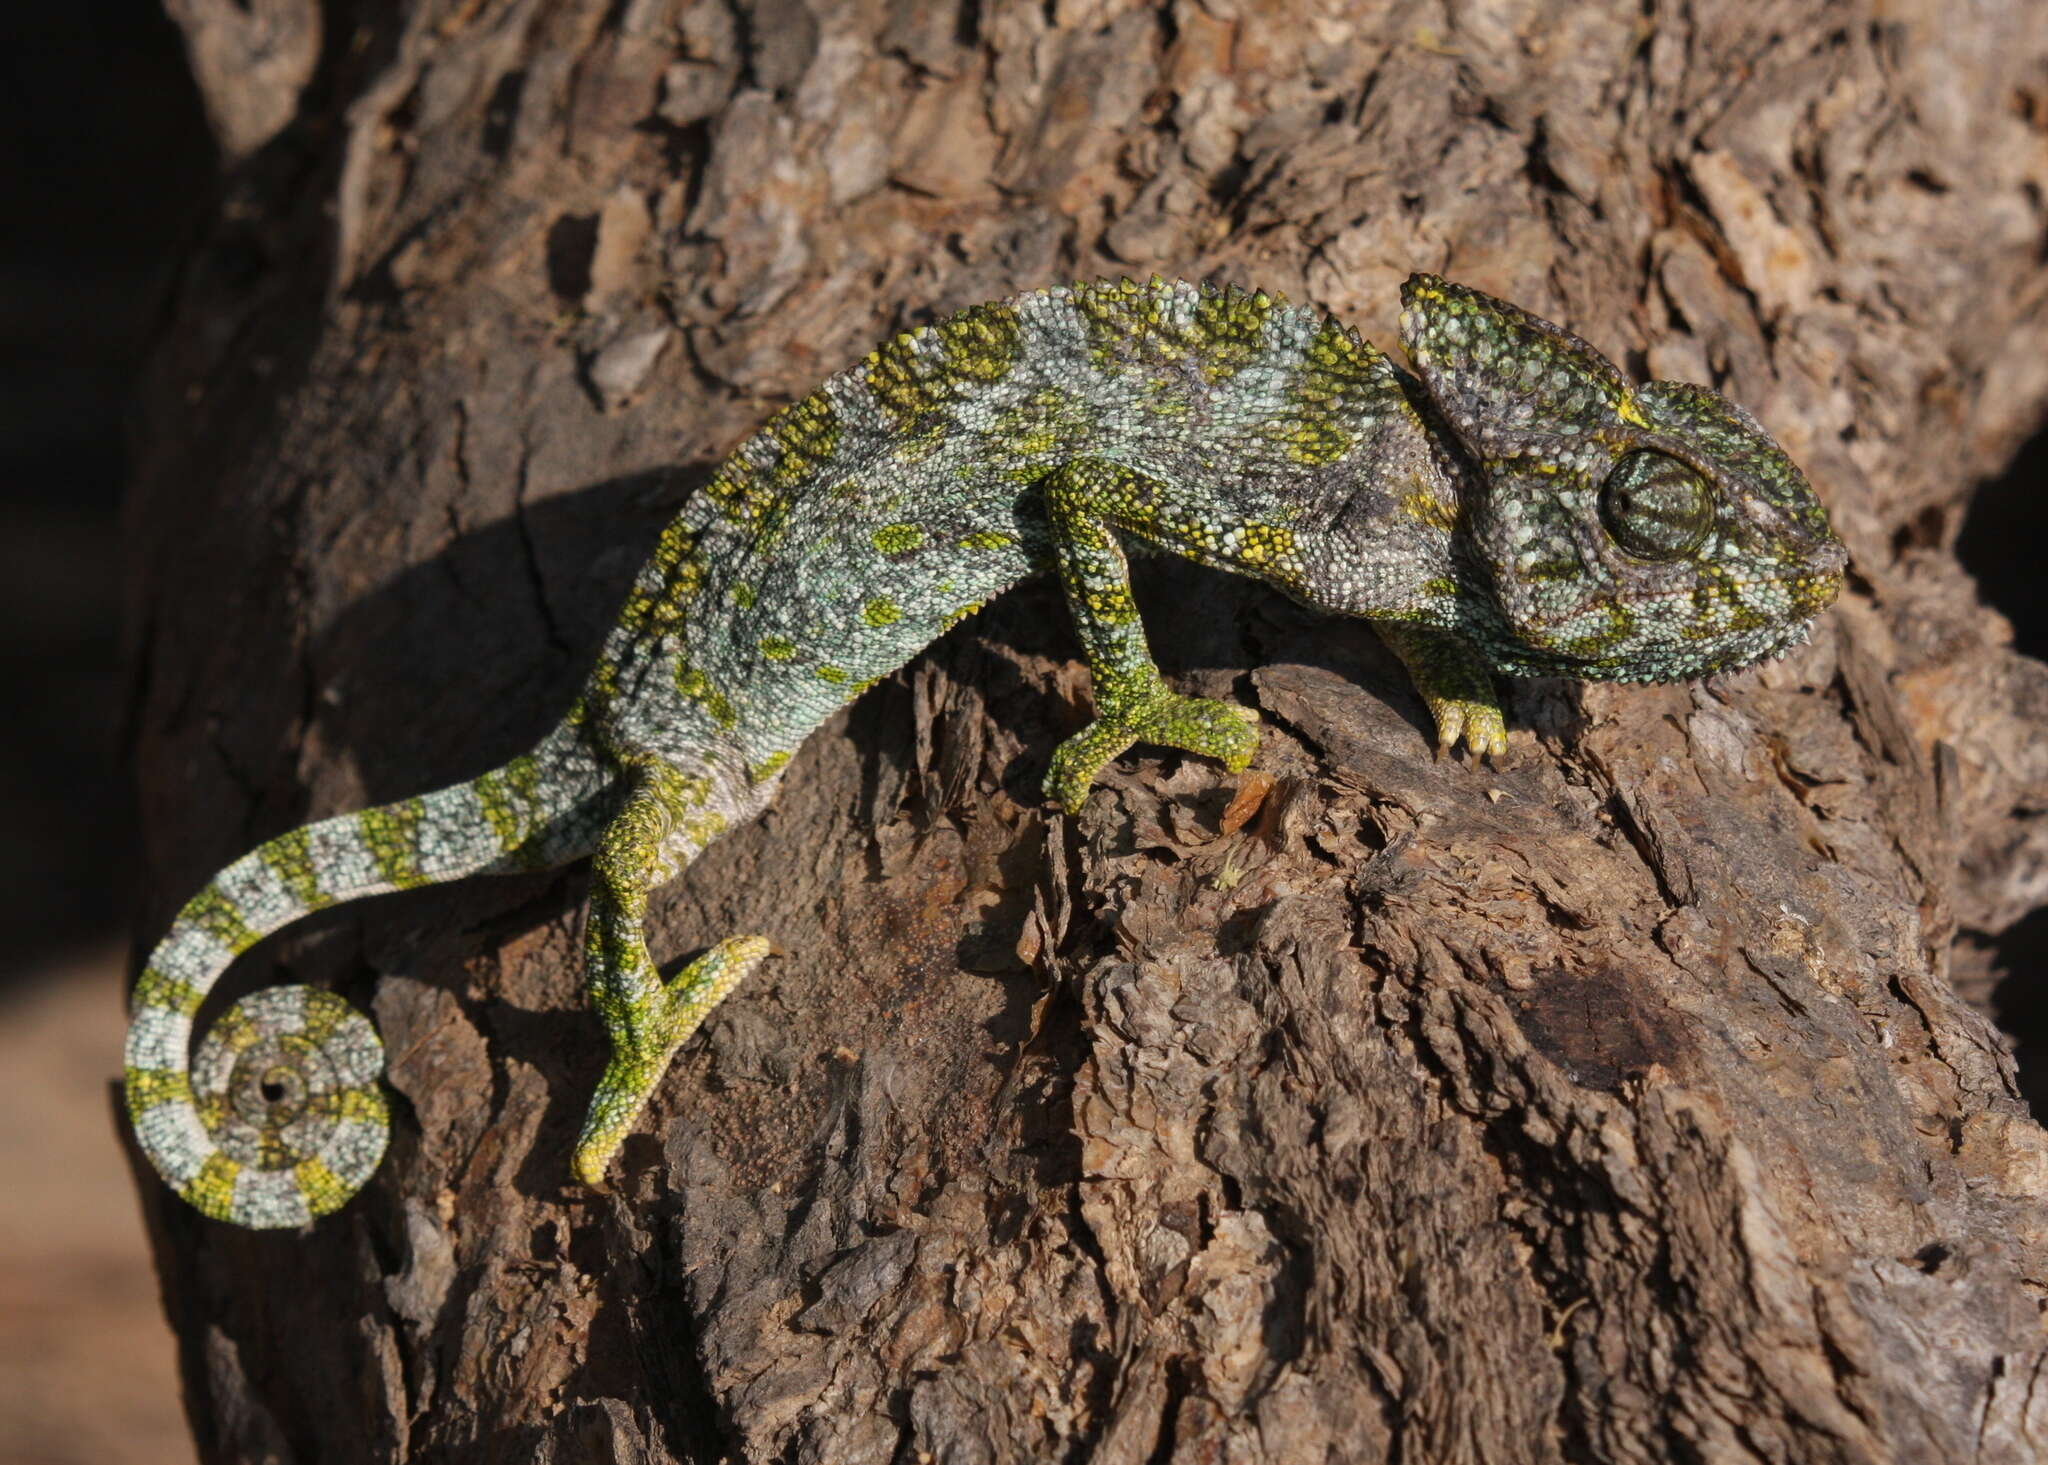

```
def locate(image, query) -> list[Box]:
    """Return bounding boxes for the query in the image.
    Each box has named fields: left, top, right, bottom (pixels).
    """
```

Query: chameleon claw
left=1372, top=622, right=1508, bottom=761
left=1430, top=698, right=1507, bottom=759
left=1433, top=703, right=1466, bottom=760
left=1044, top=692, right=1261, bottom=813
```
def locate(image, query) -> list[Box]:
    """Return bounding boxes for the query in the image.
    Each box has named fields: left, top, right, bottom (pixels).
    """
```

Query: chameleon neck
left=1282, top=403, right=1471, bottom=631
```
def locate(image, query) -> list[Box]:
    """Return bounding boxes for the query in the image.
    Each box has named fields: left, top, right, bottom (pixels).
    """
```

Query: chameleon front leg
left=572, top=755, right=769, bottom=1187
left=1371, top=621, right=1509, bottom=757
left=1040, top=458, right=1262, bottom=813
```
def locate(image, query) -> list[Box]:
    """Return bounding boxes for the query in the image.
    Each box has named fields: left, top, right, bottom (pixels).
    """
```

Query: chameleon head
left=1398, top=274, right=1846, bottom=682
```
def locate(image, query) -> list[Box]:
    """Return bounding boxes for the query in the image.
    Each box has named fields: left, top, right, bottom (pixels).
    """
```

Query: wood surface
left=126, top=2, right=2048, bottom=1459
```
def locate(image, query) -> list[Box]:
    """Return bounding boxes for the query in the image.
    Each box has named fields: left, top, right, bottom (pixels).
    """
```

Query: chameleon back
left=588, top=280, right=1405, bottom=788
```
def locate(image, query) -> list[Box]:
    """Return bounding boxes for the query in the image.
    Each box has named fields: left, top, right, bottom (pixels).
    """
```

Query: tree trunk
left=125, top=1, right=2048, bottom=1461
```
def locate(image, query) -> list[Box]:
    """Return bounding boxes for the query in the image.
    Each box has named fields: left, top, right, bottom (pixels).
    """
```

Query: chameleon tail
left=124, top=722, right=609, bottom=1228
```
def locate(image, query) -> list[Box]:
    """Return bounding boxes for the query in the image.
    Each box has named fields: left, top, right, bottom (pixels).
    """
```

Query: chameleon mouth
left=1786, top=558, right=1847, bottom=620
left=1500, top=557, right=1845, bottom=683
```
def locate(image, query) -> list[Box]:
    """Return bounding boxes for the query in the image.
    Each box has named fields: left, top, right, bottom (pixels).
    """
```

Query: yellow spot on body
left=132, top=966, right=205, bottom=1017
left=631, top=521, right=708, bottom=632
left=872, top=523, right=924, bottom=555
left=1280, top=418, right=1352, bottom=465
left=298, top=993, right=346, bottom=1047
left=766, top=391, right=843, bottom=490
left=358, top=798, right=428, bottom=889
left=474, top=767, right=527, bottom=855
left=676, top=665, right=739, bottom=728
left=1560, top=604, right=1637, bottom=659
left=259, top=828, right=329, bottom=911
left=211, top=1004, right=264, bottom=1053
left=991, top=388, right=1077, bottom=457
left=293, top=1158, right=351, bottom=1214
left=686, top=395, right=837, bottom=535
left=1191, top=285, right=1278, bottom=382
left=679, top=808, right=729, bottom=846
left=864, top=302, right=1022, bottom=425
left=1235, top=523, right=1297, bottom=569
left=862, top=597, right=902, bottom=627
left=1400, top=490, right=1462, bottom=533
left=184, top=887, right=260, bottom=955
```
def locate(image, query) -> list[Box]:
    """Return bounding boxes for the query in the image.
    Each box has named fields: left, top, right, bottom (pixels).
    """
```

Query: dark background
left=1966, top=444, right=2048, bottom=658
left=2, top=0, right=212, bottom=986
left=0, top=13, right=208, bottom=1459
left=1964, top=434, right=2048, bottom=1095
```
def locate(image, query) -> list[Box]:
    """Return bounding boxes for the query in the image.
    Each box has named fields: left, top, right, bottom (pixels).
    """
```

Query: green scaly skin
left=125, top=275, right=1845, bottom=1227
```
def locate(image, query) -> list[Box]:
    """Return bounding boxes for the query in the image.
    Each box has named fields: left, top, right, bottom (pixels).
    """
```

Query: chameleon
left=125, top=274, right=1846, bottom=1228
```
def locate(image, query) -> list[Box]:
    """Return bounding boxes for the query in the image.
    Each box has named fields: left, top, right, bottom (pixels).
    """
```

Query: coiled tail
left=124, top=723, right=609, bottom=1227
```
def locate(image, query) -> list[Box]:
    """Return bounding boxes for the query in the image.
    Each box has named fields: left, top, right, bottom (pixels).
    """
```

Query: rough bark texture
left=126, top=1, right=2048, bottom=1461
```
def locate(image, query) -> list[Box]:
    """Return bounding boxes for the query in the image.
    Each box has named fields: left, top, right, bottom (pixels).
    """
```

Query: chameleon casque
left=125, top=274, right=1846, bottom=1227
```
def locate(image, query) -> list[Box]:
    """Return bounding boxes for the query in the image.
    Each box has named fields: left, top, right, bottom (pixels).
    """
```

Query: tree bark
left=125, top=1, right=2048, bottom=1461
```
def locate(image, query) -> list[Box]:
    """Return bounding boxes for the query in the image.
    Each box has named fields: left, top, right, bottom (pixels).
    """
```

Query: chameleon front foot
left=1372, top=621, right=1508, bottom=758
left=572, top=933, right=771, bottom=1188
left=1044, top=687, right=1260, bottom=814
left=1423, top=692, right=1508, bottom=760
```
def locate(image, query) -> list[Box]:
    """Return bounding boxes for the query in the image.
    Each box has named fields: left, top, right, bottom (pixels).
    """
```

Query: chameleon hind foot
left=1044, top=685, right=1260, bottom=814
left=1424, top=692, right=1508, bottom=760
left=571, top=933, right=771, bottom=1188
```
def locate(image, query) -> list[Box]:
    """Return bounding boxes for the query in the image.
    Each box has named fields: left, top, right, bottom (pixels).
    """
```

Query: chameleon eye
left=1598, top=450, right=1714, bottom=562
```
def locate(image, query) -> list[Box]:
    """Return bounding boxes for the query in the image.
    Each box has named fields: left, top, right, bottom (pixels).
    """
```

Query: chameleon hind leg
left=571, top=754, right=769, bottom=1187
left=1040, top=458, right=1261, bottom=813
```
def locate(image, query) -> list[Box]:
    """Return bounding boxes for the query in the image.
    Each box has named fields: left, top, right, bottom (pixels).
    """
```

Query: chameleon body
left=125, top=275, right=1845, bottom=1227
